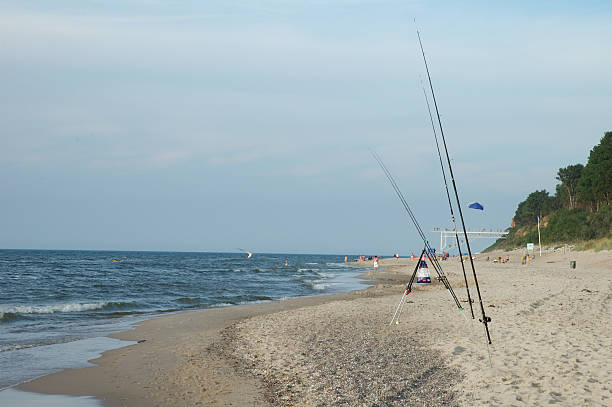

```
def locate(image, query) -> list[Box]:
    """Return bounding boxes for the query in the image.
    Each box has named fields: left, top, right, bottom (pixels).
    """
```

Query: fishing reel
left=479, top=316, right=492, bottom=323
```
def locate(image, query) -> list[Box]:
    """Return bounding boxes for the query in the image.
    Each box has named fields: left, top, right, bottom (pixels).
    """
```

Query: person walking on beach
left=373, top=256, right=379, bottom=271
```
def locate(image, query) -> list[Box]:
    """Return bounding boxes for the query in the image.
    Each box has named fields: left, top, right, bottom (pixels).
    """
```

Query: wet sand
left=18, top=249, right=612, bottom=406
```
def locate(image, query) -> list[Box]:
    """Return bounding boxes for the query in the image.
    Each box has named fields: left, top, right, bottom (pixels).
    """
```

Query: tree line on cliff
left=489, top=131, right=612, bottom=250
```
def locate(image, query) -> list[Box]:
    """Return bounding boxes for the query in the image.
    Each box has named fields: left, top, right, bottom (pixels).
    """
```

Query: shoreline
left=13, top=250, right=612, bottom=405
left=15, top=268, right=386, bottom=406
left=0, top=257, right=365, bottom=394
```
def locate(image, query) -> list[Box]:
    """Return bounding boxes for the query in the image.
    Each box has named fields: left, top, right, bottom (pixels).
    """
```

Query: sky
left=1, top=0, right=611, bottom=254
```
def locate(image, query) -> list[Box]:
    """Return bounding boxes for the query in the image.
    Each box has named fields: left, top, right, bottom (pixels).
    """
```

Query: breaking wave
left=305, top=281, right=331, bottom=291
left=0, top=302, right=133, bottom=316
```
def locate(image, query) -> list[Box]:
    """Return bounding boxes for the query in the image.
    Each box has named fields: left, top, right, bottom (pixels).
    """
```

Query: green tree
left=545, top=208, right=591, bottom=241
left=556, top=164, right=583, bottom=209
left=487, top=131, right=612, bottom=251
left=513, top=190, right=555, bottom=226
left=577, top=132, right=612, bottom=209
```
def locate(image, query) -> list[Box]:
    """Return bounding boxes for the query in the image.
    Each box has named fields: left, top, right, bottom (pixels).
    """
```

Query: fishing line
left=371, top=151, right=462, bottom=311
left=415, top=24, right=493, bottom=344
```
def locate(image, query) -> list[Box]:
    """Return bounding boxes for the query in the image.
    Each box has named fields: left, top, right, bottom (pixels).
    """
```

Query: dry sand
left=19, top=249, right=611, bottom=406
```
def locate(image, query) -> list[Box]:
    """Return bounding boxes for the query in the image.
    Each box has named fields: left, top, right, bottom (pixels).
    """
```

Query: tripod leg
left=389, top=291, right=407, bottom=325
left=395, top=290, right=410, bottom=324
left=407, top=248, right=425, bottom=291
left=390, top=250, right=424, bottom=325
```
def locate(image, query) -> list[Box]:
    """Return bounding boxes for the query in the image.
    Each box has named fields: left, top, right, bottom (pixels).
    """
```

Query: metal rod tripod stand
left=389, top=245, right=463, bottom=325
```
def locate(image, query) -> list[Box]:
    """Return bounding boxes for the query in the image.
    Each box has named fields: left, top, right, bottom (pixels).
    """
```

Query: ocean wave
left=209, top=302, right=233, bottom=308
left=297, top=268, right=321, bottom=274
left=0, top=343, right=29, bottom=352
left=326, top=262, right=352, bottom=268
left=222, top=268, right=268, bottom=273
left=232, top=295, right=274, bottom=303
left=252, top=295, right=273, bottom=301
left=0, top=337, right=76, bottom=353
left=176, top=297, right=201, bottom=304
left=235, top=298, right=275, bottom=306
left=106, top=310, right=148, bottom=318
left=305, top=281, right=331, bottom=290
left=1, top=342, right=36, bottom=352
left=0, top=301, right=133, bottom=316
left=0, top=312, right=20, bottom=323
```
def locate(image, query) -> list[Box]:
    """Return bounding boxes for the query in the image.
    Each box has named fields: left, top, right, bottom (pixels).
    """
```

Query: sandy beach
left=18, top=248, right=611, bottom=406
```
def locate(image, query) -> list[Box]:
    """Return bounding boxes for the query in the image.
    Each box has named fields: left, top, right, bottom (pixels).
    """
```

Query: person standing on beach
left=373, top=256, right=379, bottom=271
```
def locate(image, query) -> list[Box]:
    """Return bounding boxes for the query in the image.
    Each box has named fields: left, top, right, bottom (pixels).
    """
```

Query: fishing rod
left=371, top=151, right=463, bottom=311
left=421, top=82, right=475, bottom=319
left=416, top=27, right=492, bottom=344
left=372, top=152, right=462, bottom=310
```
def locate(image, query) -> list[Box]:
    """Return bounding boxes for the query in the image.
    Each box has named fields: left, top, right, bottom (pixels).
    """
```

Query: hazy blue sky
left=1, top=0, right=610, bottom=254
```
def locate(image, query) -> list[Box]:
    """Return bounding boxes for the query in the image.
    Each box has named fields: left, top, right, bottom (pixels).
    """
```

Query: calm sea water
left=0, top=250, right=366, bottom=389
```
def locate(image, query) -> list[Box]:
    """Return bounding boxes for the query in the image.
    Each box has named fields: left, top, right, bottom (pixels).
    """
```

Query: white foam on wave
left=308, top=281, right=333, bottom=290
left=0, top=302, right=108, bottom=315
left=209, top=302, right=233, bottom=308
left=1, top=344, right=28, bottom=352
left=0, top=338, right=72, bottom=353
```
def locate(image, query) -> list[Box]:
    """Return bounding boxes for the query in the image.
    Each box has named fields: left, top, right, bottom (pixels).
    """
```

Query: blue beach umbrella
left=468, top=202, right=484, bottom=210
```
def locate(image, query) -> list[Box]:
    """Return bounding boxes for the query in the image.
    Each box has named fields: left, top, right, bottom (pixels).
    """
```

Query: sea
left=0, top=250, right=367, bottom=393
